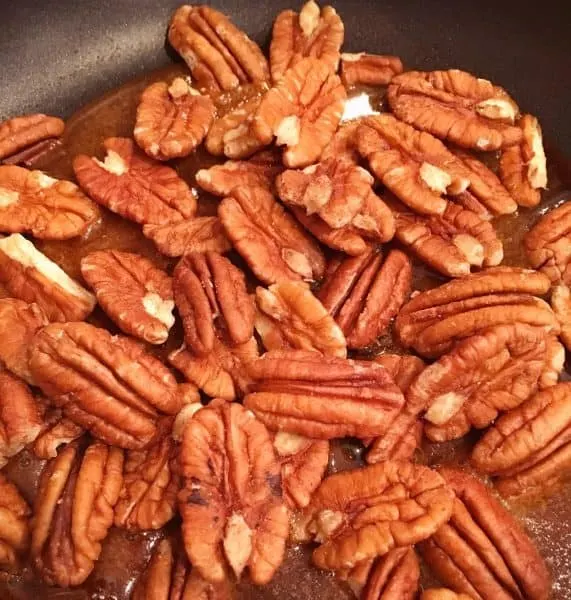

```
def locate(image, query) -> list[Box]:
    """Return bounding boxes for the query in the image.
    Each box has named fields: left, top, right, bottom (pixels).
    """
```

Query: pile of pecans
left=0, top=1, right=569, bottom=599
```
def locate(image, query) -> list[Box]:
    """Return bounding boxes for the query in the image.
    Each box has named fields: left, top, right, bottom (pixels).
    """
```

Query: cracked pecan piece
left=219, top=186, right=325, bottom=284
left=421, top=589, right=473, bottom=600
left=81, top=250, right=175, bottom=345
left=168, top=5, right=269, bottom=93
left=471, top=382, right=571, bottom=498
left=0, top=165, right=99, bottom=239
left=0, top=473, right=30, bottom=569
left=29, top=322, right=182, bottom=449
left=359, top=548, right=420, bottom=600
left=134, top=77, right=215, bottom=160
left=270, top=0, right=344, bottom=83
left=318, top=249, right=412, bottom=349
left=525, top=200, right=571, bottom=284
left=255, top=280, right=347, bottom=357
left=419, top=468, right=550, bottom=600
left=551, top=283, right=571, bottom=349
left=0, top=114, right=64, bottom=162
left=499, top=114, right=547, bottom=207
left=302, top=461, right=453, bottom=571
left=321, top=120, right=361, bottom=164
left=73, top=137, right=197, bottom=226
left=244, top=349, right=405, bottom=439
left=395, top=267, right=556, bottom=357
left=408, top=324, right=564, bottom=442
left=179, top=402, right=289, bottom=584
left=32, top=412, right=84, bottom=460
left=340, top=53, right=403, bottom=87
left=254, top=58, right=346, bottom=168
left=387, top=69, right=522, bottom=151
left=31, top=438, right=124, bottom=587
left=0, top=234, right=95, bottom=322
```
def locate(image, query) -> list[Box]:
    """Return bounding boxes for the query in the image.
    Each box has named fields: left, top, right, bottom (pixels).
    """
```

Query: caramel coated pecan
left=0, top=473, right=30, bottom=568
left=179, top=402, right=289, bottom=584
left=302, top=461, right=453, bottom=571
left=254, top=58, right=346, bottom=168
left=0, top=234, right=95, bottom=322
left=395, top=267, right=556, bottom=357
left=168, top=5, right=269, bottom=93
left=73, top=137, right=197, bottom=226
left=552, top=283, right=571, bottom=349
left=472, top=382, right=571, bottom=498
left=421, top=589, right=473, bottom=600
left=340, top=53, right=403, bottom=87
left=318, top=249, right=412, bottom=349
left=420, top=468, right=550, bottom=600
left=255, top=280, right=347, bottom=357
left=387, top=69, right=522, bottom=150
left=525, top=199, right=571, bottom=284
left=29, top=322, right=182, bottom=449
left=499, top=114, right=547, bottom=207
left=0, top=165, right=99, bottom=239
left=394, top=202, right=503, bottom=278
left=134, top=77, right=215, bottom=160
left=143, top=216, right=231, bottom=257
left=244, top=349, right=405, bottom=439
left=270, top=0, right=344, bottom=83
left=81, top=250, right=175, bottom=344
left=361, top=548, right=420, bottom=600
left=31, top=439, right=124, bottom=586
left=219, top=186, right=325, bottom=284
left=0, top=114, right=64, bottom=162
left=32, top=413, right=84, bottom=460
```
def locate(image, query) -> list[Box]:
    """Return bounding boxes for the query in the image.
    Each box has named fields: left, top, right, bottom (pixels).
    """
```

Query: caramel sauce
left=1, top=66, right=571, bottom=599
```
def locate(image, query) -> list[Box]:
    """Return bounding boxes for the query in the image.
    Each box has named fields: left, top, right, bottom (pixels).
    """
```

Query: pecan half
left=81, top=250, right=175, bottom=345
left=0, top=114, right=64, bottom=162
left=372, top=354, right=426, bottom=395
left=0, top=473, right=30, bottom=568
left=419, top=468, right=550, bottom=600
left=255, top=280, right=347, bottom=357
left=387, top=69, right=522, bottom=151
left=395, top=267, right=556, bottom=357
left=361, top=548, right=420, bottom=600
left=0, top=165, right=99, bottom=239
left=29, top=322, right=182, bottom=449
left=179, top=402, right=289, bottom=584
left=168, top=5, right=269, bottom=93
left=499, top=114, right=547, bottom=207
left=321, top=120, right=361, bottom=164
left=302, top=461, right=453, bottom=571
left=0, top=234, right=95, bottom=322
left=421, top=589, right=474, bottom=600
left=471, top=382, right=571, bottom=498
left=31, top=438, right=124, bottom=586
left=551, top=283, right=571, bottom=349
left=340, top=53, right=403, bottom=87
left=270, top=0, right=344, bottom=83
left=244, top=349, right=405, bottom=439
left=143, top=216, right=231, bottom=257
left=32, top=413, right=84, bottom=460
left=73, top=137, right=197, bottom=226
left=219, top=186, right=325, bottom=284
left=134, top=77, right=215, bottom=160
left=254, top=58, right=346, bottom=168
left=524, top=199, right=571, bottom=284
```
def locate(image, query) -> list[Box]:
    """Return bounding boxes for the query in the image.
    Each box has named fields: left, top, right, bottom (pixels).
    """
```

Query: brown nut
left=31, top=438, right=124, bottom=587
left=471, top=382, right=571, bottom=498
left=32, top=413, right=84, bottom=460
left=301, top=461, right=454, bottom=571
left=179, top=402, right=289, bottom=584
left=419, top=468, right=550, bottom=600
left=321, top=120, right=361, bottom=164
left=361, top=548, right=420, bottom=600
left=254, top=58, right=347, bottom=168
left=244, top=349, right=405, bottom=439
left=525, top=199, right=571, bottom=284
left=0, top=114, right=64, bottom=162
left=340, top=53, right=403, bottom=87
left=219, top=185, right=325, bottom=284
left=73, top=137, right=197, bottom=226
left=0, top=234, right=95, bottom=322
left=318, top=250, right=412, bottom=349
left=255, top=280, right=347, bottom=357
left=387, top=69, right=522, bottom=151
left=499, top=114, right=547, bottom=207
left=0, top=473, right=31, bottom=569
left=270, top=0, right=343, bottom=83
left=168, top=5, right=269, bottom=93
left=29, top=322, right=182, bottom=449
left=143, top=216, right=232, bottom=257
left=552, top=283, right=571, bottom=349
left=134, top=77, right=215, bottom=160
left=420, top=590, right=473, bottom=600
left=395, top=267, right=556, bottom=357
